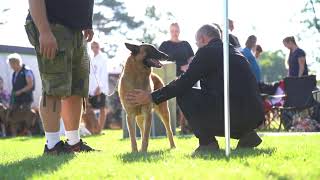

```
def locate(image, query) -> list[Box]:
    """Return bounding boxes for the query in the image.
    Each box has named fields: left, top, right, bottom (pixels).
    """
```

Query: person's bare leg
left=40, top=96, right=61, bottom=149
left=98, top=107, right=107, bottom=133
left=61, top=95, right=82, bottom=145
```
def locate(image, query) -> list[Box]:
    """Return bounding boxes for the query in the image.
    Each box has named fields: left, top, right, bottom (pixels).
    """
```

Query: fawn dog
left=119, top=43, right=176, bottom=152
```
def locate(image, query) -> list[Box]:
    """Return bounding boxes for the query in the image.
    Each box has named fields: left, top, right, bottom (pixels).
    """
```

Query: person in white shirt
left=88, top=41, right=109, bottom=133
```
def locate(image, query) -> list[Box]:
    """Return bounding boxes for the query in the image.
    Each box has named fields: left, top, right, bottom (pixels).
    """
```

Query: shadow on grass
left=189, top=148, right=276, bottom=160
left=0, top=154, right=74, bottom=179
left=176, top=134, right=193, bottom=139
left=0, top=135, right=44, bottom=141
left=117, top=149, right=172, bottom=163
left=266, top=172, right=291, bottom=180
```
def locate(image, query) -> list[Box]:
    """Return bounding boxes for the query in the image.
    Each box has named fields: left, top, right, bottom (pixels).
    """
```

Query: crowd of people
left=0, top=0, right=315, bottom=155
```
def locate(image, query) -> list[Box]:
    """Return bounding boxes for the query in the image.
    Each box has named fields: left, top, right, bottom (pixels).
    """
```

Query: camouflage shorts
left=25, top=20, right=89, bottom=97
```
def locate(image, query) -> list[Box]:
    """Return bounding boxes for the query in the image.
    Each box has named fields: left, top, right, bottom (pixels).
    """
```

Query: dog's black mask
left=125, top=43, right=169, bottom=68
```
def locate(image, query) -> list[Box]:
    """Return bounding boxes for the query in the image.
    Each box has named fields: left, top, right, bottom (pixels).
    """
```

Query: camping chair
left=261, top=75, right=318, bottom=131
left=259, top=81, right=285, bottom=130
left=279, top=75, right=318, bottom=130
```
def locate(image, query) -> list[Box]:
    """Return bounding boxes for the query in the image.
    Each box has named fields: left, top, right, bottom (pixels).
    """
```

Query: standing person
left=0, top=76, right=10, bottom=107
left=283, top=36, right=308, bottom=77
left=7, top=53, right=35, bottom=112
left=228, top=19, right=241, bottom=50
left=255, top=45, right=263, bottom=59
left=26, top=0, right=96, bottom=155
left=88, top=41, right=109, bottom=134
left=126, top=24, right=264, bottom=153
left=159, top=22, right=194, bottom=134
left=242, top=35, right=261, bottom=83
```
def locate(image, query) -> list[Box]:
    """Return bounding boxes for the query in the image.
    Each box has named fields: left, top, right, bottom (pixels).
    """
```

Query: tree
left=93, top=0, right=143, bottom=58
left=259, top=50, right=288, bottom=83
left=300, top=0, right=320, bottom=63
left=137, top=5, right=174, bottom=46
left=301, top=0, right=320, bottom=33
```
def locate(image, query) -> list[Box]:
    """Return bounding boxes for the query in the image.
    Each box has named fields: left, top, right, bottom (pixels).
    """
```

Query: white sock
left=65, top=130, right=80, bottom=146
left=45, top=131, right=61, bottom=149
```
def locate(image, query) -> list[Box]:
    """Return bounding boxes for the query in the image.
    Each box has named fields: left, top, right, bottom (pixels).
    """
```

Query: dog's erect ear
left=125, top=43, right=139, bottom=55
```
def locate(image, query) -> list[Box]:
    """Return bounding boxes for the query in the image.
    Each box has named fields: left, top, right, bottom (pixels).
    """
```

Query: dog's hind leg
left=127, top=114, right=138, bottom=152
left=155, top=103, right=176, bottom=149
left=141, top=112, right=152, bottom=152
left=136, top=115, right=144, bottom=139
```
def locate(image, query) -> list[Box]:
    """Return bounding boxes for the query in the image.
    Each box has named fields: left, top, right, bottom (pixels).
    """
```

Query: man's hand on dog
left=126, top=89, right=152, bottom=105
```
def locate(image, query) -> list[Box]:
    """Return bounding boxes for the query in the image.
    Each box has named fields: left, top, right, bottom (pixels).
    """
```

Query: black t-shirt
left=27, top=0, right=94, bottom=30
left=159, top=40, right=194, bottom=76
left=288, top=48, right=308, bottom=77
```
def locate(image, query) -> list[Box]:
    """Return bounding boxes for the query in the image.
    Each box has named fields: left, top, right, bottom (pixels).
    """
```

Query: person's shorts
left=25, top=20, right=90, bottom=97
left=88, top=93, right=107, bottom=109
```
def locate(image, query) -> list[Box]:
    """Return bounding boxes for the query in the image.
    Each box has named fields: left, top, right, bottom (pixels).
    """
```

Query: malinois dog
left=119, top=43, right=176, bottom=152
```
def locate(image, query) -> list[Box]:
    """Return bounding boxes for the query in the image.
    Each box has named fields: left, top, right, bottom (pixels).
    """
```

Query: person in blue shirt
left=283, top=36, right=308, bottom=77
left=241, top=35, right=261, bottom=82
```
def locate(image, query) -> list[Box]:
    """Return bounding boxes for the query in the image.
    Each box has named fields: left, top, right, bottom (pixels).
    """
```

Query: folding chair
left=279, top=75, right=318, bottom=130
left=260, top=75, right=318, bottom=131
left=259, top=81, right=285, bottom=131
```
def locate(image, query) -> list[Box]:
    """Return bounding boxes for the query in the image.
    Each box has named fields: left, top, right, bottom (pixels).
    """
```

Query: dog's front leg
left=127, top=114, right=138, bottom=152
left=141, top=112, right=152, bottom=152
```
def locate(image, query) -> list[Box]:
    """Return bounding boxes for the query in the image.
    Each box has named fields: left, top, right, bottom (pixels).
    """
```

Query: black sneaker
left=64, top=139, right=98, bottom=153
left=192, top=141, right=220, bottom=156
left=236, top=131, right=262, bottom=149
left=43, top=141, right=70, bottom=155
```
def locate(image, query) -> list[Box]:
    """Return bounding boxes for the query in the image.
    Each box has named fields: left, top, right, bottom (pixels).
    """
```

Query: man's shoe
left=236, top=131, right=262, bottom=149
left=193, top=141, right=220, bottom=155
left=43, top=141, right=70, bottom=155
left=64, top=139, right=98, bottom=153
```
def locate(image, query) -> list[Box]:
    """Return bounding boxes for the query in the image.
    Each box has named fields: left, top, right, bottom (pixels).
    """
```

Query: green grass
left=0, top=130, right=320, bottom=180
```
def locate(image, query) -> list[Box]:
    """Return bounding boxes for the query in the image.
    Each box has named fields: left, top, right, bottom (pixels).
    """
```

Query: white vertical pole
left=223, top=0, right=231, bottom=157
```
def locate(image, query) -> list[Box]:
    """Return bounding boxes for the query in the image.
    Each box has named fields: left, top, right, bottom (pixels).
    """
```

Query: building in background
left=0, top=45, right=41, bottom=108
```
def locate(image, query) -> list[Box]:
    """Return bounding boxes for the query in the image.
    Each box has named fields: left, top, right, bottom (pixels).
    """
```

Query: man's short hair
left=245, top=35, right=257, bottom=47
left=7, top=53, right=23, bottom=65
left=197, top=24, right=221, bottom=39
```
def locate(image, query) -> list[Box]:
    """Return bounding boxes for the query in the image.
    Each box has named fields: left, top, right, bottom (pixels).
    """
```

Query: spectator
left=88, top=41, right=109, bottom=134
left=159, top=22, right=194, bottom=134
left=0, top=76, right=10, bottom=107
left=7, top=53, right=35, bottom=112
left=255, top=45, right=263, bottom=59
left=242, top=35, right=261, bottom=82
left=283, top=36, right=308, bottom=77
left=228, top=19, right=241, bottom=50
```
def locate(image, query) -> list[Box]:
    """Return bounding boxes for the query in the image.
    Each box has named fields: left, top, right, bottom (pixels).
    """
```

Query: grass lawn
left=0, top=130, right=320, bottom=180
